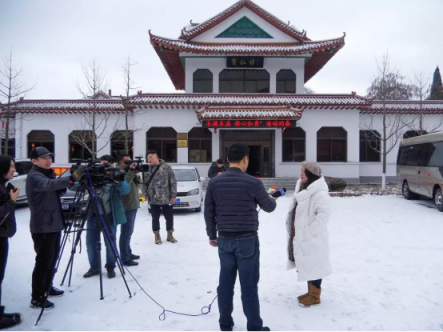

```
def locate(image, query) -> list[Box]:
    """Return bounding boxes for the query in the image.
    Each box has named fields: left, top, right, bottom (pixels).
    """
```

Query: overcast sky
left=1, top=0, right=442, bottom=100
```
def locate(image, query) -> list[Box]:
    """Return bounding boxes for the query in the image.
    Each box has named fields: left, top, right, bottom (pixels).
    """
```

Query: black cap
left=30, top=147, right=54, bottom=159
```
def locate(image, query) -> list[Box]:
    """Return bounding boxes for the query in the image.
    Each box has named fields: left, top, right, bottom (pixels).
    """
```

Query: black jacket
left=0, top=180, right=17, bottom=238
left=26, top=166, right=71, bottom=234
left=208, top=162, right=227, bottom=179
left=204, top=167, right=276, bottom=239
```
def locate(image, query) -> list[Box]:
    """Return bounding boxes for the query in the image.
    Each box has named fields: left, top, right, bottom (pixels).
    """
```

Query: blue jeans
left=86, top=213, right=117, bottom=270
left=119, top=209, right=138, bottom=262
left=217, top=235, right=263, bottom=331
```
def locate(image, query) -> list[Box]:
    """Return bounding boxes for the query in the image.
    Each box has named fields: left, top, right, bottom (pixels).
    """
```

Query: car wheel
left=434, top=188, right=443, bottom=212
left=402, top=181, right=419, bottom=200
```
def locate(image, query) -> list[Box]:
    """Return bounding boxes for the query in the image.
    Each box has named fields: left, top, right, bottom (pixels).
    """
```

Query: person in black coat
left=208, top=159, right=227, bottom=179
left=204, top=143, right=277, bottom=332
left=0, top=155, right=21, bottom=329
left=26, top=147, right=84, bottom=310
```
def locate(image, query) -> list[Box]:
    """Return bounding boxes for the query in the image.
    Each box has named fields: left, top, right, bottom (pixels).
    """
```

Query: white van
left=397, top=132, right=443, bottom=211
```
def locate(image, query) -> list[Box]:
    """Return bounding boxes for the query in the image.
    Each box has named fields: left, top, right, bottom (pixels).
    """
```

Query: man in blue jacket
left=205, top=143, right=277, bottom=332
left=83, top=155, right=130, bottom=279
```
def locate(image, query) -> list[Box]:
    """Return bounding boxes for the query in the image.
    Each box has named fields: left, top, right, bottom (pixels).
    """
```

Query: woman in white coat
left=286, top=161, right=332, bottom=307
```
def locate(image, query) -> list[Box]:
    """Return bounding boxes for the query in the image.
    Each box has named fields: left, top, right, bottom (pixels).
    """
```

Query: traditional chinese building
left=2, top=0, right=443, bottom=183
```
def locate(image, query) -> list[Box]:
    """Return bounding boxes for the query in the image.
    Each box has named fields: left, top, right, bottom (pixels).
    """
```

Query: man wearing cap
left=26, top=147, right=84, bottom=310
left=208, top=159, right=227, bottom=179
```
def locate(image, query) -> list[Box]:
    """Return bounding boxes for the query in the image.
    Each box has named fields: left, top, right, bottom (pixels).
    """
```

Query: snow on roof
left=130, top=93, right=370, bottom=109
left=6, top=99, right=126, bottom=113
left=179, top=0, right=308, bottom=41
left=361, top=100, right=443, bottom=114
left=150, top=33, right=344, bottom=54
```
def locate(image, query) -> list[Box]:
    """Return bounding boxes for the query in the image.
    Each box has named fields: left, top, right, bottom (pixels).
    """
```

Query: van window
left=406, top=145, right=420, bottom=166
left=428, top=141, right=443, bottom=167
left=398, top=146, right=408, bottom=165
left=418, top=143, right=431, bottom=166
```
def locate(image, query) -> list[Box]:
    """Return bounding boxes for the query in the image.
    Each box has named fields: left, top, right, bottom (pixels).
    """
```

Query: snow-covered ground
left=3, top=195, right=443, bottom=331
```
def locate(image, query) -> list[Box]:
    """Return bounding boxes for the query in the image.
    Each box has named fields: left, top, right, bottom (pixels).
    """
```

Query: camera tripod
left=58, top=182, right=132, bottom=300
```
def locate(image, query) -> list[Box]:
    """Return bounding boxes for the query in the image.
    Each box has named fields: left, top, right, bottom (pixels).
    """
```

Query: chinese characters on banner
left=227, top=56, right=264, bottom=68
left=51, top=167, right=70, bottom=176
left=202, top=120, right=296, bottom=128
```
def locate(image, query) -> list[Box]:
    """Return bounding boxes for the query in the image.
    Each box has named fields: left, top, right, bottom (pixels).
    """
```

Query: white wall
left=184, top=56, right=307, bottom=94
left=191, top=7, right=298, bottom=43
left=277, top=108, right=361, bottom=181
left=15, top=113, right=135, bottom=163
left=15, top=109, right=443, bottom=182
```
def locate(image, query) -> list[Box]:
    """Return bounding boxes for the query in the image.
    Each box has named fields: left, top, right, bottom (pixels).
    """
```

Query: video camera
left=123, top=155, right=150, bottom=173
left=70, top=159, right=126, bottom=187
left=270, top=188, right=286, bottom=198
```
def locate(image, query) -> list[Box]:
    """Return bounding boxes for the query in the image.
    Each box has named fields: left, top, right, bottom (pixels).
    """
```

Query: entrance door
left=220, top=130, right=274, bottom=177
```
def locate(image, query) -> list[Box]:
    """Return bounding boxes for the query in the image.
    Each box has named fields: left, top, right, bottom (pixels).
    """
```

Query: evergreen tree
left=428, top=66, right=443, bottom=100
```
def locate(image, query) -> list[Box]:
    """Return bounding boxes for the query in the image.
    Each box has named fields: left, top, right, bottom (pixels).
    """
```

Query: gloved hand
left=70, top=165, right=86, bottom=182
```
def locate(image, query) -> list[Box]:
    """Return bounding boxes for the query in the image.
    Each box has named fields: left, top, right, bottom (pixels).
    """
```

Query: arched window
left=1, top=139, right=15, bottom=158
left=282, top=127, right=305, bottom=162
left=146, top=127, right=177, bottom=162
left=28, top=130, right=55, bottom=161
left=277, top=70, right=296, bottom=93
left=360, top=130, right=381, bottom=162
left=317, top=127, right=347, bottom=162
left=188, top=127, right=212, bottom=163
left=193, top=69, right=213, bottom=93
left=219, top=69, right=270, bottom=93
left=111, top=130, right=134, bottom=161
left=69, top=130, right=96, bottom=162
left=403, top=130, right=427, bottom=138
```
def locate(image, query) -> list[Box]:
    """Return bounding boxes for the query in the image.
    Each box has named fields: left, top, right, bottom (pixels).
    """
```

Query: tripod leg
left=96, top=198, right=132, bottom=298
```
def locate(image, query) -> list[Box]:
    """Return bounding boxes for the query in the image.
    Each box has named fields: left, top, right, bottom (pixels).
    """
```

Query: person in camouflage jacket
left=141, top=151, right=177, bottom=244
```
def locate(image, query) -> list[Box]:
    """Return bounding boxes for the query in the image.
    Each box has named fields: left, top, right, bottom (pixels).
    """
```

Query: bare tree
left=362, top=52, right=415, bottom=190
left=74, top=59, right=117, bottom=160
left=408, top=71, right=443, bottom=135
left=0, top=49, right=34, bottom=155
left=119, top=56, right=139, bottom=154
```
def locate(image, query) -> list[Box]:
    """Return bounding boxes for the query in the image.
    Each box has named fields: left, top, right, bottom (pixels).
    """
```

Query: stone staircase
left=203, top=177, right=297, bottom=192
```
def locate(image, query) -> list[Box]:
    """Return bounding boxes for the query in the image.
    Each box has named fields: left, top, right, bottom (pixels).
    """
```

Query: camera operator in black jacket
left=0, top=155, right=21, bottom=329
left=26, top=147, right=84, bottom=310
left=204, top=143, right=277, bottom=332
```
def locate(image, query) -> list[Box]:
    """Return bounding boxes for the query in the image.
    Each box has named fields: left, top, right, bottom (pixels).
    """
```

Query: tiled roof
left=179, top=0, right=309, bottom=42
left=361, top=100, right=443, bottom=114
left=151, top=33, right=344, bottom=55
left=195, top=105, right=303, bottom=120
left=6, top=99, right=127, bottom=114
left=130, top=93, right=370, bottom=109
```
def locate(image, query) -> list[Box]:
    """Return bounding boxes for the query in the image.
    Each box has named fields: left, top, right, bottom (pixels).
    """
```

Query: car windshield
left=173, top=169, right=197, bottom=181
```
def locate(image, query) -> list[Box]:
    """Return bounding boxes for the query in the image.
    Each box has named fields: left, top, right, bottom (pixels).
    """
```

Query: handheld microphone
left=271, top=188, right=286, bottom=198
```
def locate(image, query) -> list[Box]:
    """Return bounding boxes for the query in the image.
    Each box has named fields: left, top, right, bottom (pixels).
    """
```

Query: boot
left=154, top=231, right=162, bottom=244
left=299, top=283, right=321, bottom=308
left=167, top=230, right=177, bottom=243
left=0, top=306, right=21, bottom=329
left=297, top=282, right=310, bottom=302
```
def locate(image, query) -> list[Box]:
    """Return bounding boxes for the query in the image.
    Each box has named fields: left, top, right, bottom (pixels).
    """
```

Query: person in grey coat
left=26, top=147, right=84, bottom=310
left=141, top=150, right=177, bottom=245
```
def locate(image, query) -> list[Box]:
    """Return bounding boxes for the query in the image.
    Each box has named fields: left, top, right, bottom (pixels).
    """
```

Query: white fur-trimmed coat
left=286, top=177, right=333, bottom=282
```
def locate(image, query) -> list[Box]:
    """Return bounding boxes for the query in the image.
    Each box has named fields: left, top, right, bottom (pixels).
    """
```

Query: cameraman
left=26, top=147, right=84, bottom=310
left=83, top=155, right=130, bottom=279
left=117, top=154, right=141, bottom=266
left=141, top=150, right=177, bottom=245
